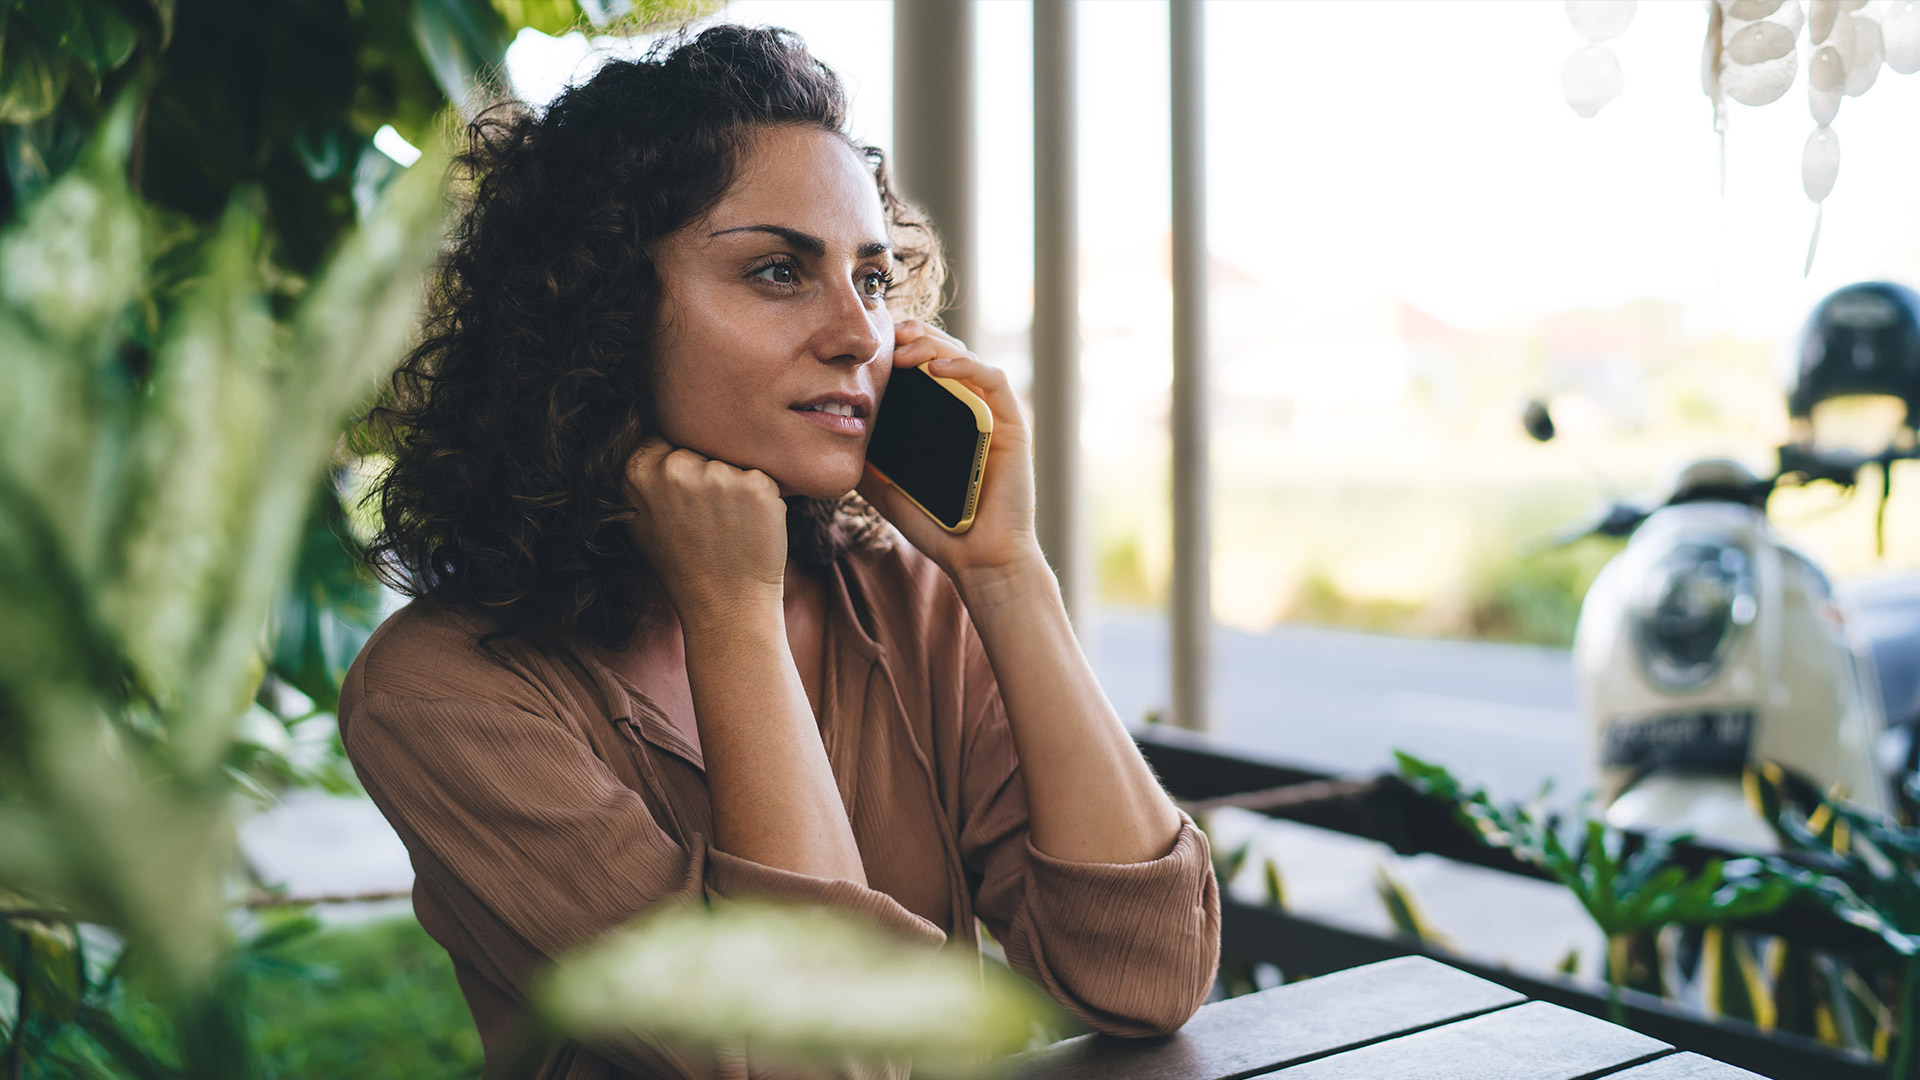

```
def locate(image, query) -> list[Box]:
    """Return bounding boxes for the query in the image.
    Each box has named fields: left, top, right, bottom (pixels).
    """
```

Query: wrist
left=675, top=587, right=784, bottom=639
left=953, top=549, right=1058, bottom=617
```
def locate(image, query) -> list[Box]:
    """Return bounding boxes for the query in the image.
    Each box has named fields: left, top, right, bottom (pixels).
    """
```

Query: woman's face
left=650, top=124, right=896, bottom=499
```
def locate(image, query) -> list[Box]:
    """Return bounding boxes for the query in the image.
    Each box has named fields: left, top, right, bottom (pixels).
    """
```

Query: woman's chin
left=771, top=464, right=864, bottom=501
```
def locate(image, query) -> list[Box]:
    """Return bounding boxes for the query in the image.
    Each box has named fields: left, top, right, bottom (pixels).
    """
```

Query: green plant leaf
left=1263, top=857, right=1287, bottom=910
left=538, top=900, right=1059, bottom=1075
left=158, top=138, right=447, bottom=777
left=1397, top=752, right=1789, bottom=943
left=103, top=195, right=275, bottom=725
left=408, top=0, right=511, bottom=112
left=17, top=0, right=139, bottom=94
left=492, top=0, right=582, bottom=36
left=1375, top=864, right=1452, bottom=949
left=74, top=1002, right=183, bottom=1080
left=265, top=476, right=382, bottom=715
left=0, top=9, right=69, bottom=124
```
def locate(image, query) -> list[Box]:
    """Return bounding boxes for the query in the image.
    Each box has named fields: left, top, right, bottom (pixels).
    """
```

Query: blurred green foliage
left=243, top=915, right=482, bottom=1080
left=1, top=3, right=1056, bottom=1076
left=1748, top=765, right=1920, bottom=1076
left=15, top=913, right=482, bottom=1080
left=1464, top=532, right=1622, bottom=647
left=537, top=900, right=1061, bottom=1076
left=0, top=83, right=451, bottom=1071
left=1396, top=752, right=1791, bottom=1022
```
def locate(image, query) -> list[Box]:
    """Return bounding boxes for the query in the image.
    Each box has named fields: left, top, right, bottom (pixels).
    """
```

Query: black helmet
left=1790, top=281, right=1920, bottom=427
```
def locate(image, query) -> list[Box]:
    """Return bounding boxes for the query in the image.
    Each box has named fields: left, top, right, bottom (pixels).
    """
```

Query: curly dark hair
left=357, top=24, right=945, bottom=651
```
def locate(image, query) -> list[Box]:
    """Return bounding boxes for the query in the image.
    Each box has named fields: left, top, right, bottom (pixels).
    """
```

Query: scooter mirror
left=1522, top=399, right=1556, bottom=443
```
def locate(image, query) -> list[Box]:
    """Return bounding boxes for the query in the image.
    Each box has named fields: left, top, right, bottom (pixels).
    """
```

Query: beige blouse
left=338, top=539, right=1221, bottom=1079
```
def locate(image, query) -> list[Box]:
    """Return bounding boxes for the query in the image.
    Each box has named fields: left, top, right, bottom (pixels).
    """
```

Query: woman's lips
left=791, top=405, right=868, bottom=435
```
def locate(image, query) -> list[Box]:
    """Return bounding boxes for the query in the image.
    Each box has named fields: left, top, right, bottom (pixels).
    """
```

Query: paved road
left=1088, top=613, right=1584, bottom=800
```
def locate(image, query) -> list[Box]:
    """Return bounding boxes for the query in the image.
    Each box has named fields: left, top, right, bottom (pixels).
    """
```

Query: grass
left=28, top=915, right=482, bottom=1080
left=244, top=915, right=482, bottom=1080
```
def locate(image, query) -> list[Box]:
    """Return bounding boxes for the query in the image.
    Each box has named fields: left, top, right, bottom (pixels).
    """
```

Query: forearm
left=957, top=556, right=1183, bottom=864
left=680, top=605, right=867, bottom=886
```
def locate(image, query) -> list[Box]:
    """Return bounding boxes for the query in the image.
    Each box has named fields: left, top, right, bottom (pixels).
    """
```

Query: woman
left=343, top=24, right=1219, bottom=1080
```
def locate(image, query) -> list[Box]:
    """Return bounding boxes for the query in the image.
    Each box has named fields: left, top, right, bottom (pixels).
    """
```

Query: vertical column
left=1033, top=0, right=1082, bottom=628
left=892, top=0, right=978, bottom=349
left=1169, top=0, right=1211, bottom=732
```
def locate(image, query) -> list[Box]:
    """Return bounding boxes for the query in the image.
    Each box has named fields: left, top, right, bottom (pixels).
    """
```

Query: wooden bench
left=1010, top=956, right=1767, bottom=1079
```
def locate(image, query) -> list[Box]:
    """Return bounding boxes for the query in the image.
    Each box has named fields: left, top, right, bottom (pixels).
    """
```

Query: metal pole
left=1033, top=0, right=1082, bottom=628
left=892, top=0, right=978, bottom=349
left=1169, top=0, right=1211, bottom=732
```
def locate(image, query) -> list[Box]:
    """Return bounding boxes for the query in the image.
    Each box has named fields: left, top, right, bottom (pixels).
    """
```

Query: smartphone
left=865, top=363, right=993, bottom=533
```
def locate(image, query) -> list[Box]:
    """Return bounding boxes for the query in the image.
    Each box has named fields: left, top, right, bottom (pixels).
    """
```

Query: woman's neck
left=593, top=555, right=831, bottom=722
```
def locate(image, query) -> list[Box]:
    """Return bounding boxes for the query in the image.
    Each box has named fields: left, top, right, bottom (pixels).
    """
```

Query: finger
left=925, top=353, right=1009, bottom=395
left=893, top=319, right=972, bottom=354
left=856, top=462, right=909, bottom=524
left=925, top=354, right=1023, bottom=434
left=625, top=435, right=678, bottom=487
left=733, top=465, right=783, bottom=501
left=891, top=334, right=956, bottom=367
left=905, top=318, right=964, bottom=346
left=661, top=448, right=706, bottom=486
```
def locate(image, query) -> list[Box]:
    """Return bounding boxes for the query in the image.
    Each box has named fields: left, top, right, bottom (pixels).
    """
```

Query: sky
left=501, top=0, right=1920, bottom=357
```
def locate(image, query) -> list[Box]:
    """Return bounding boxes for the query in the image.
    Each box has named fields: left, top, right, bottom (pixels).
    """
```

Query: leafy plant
left=1375, top=864, right=1456, bottom=952
left=537, top=901, right=1060, bottom=1077
left=0, top=81, right=452, bottom=1071
left=1, top=1, right=726, bottom=795
left=1396, top=752, right=1791, bottom=1022
left=1747, top=765, right=1920, bottom=1077
left=1, top=4, right=1057, bottom=1075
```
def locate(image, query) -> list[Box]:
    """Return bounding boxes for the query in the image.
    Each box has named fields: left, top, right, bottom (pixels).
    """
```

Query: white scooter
left=1530, top=281, right=1920, bottom=850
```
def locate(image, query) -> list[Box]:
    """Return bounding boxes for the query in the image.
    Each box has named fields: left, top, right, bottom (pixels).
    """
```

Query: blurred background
left=11, top=0, right=1920, bottom=1075
left=497, top=0, right=1920, bottom=793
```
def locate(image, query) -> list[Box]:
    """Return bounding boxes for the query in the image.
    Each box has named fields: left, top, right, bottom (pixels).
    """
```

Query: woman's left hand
left=857, top=319, right=1045, bottom=587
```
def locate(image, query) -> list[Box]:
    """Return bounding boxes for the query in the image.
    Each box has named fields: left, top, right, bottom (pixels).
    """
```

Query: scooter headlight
left=1631, top=541, right=1757, bottom=690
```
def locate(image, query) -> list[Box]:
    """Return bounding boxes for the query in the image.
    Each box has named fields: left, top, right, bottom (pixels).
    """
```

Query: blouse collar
left=577, top=552, right=890, bottom=776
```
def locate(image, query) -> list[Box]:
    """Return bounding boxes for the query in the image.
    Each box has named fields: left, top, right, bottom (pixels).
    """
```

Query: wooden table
left=1011, top=956, right=1767, bottom=1080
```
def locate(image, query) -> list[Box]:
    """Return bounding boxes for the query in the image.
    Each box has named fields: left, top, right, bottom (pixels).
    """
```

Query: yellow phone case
left=870, top=362, right=993, bottom=533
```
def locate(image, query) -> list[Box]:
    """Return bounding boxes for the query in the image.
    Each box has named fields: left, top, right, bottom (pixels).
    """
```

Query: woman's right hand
left=622, top=436, right=788, bottom=625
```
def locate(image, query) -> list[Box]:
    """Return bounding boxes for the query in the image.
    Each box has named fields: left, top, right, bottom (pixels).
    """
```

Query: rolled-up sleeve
left=343, top=689, right=939, bottom=1078
left=952, top=631, right=1221, bottom=1038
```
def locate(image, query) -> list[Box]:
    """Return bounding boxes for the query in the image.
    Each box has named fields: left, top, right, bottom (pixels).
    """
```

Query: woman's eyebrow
left=707, top=224, right=891, bottom=259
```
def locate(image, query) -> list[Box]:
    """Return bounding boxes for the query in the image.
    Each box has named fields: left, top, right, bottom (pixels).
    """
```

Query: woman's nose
left=812, top=277, right=883, bottom=365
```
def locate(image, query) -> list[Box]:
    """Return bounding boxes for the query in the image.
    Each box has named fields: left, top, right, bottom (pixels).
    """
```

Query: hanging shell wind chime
left=1565, top=0, right=1920, bottom=276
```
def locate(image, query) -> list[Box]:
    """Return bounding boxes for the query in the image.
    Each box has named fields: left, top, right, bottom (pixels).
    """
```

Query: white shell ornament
left=1810, top=78, right=1842, bottom=124
left=1724, top=50, right=1800, bottom=104
left=1811, top=0, right=1841, bottom=43
left=1810, top=44, right=1847, bottom=90
left=1563, top=44, right=1626, bottom=116
left=1567, top=0, right=1638, bottom=41
left=1825, top=7, right=1859, bottom=69
left=1727, top=0, right=1785, bottom=17
left=1845, top=15, right=1884, bottom=95
left=1771, top=0, right=1807, bottom=39
left=1802, top=124, right=1841, bottom=202
left=1886, top=0, right=1920, bottom=74
left=1727, top=19, right=1798, bottom=63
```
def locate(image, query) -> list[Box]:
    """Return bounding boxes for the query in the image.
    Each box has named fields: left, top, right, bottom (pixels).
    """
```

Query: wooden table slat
left=1601, top=1052, right=1770, bottom=1080
left=1008, top=956, right=1524, bottom=1080
left=1264, top=1001, right=1671, bottom=1080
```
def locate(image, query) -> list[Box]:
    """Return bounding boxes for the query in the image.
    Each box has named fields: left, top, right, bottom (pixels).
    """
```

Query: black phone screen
left=865, top=365, right=986, bottom=529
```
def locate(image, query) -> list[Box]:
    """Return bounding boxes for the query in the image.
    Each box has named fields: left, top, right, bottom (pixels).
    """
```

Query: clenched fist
left=622, top=437, right=788, bottom=623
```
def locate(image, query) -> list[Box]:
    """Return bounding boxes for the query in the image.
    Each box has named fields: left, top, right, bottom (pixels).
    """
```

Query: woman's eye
left=860, top=270, right=893, bottom=299
left=753, top=261, right=797, bottom=286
